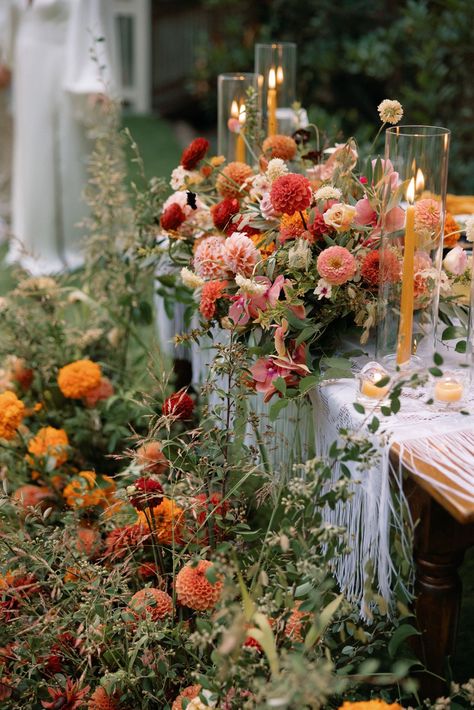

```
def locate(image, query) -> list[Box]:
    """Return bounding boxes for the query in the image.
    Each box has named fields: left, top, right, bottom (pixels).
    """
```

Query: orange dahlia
left=137, top=498, right=184, bottom=545
left=27, top=426, right=69, bottom=467
left=128, top=587, right=173, bottom=621
left=216, top=162, right=253, bottom=199
left=172, top=685, right=202, bottom=710
left=444, top=212, right=461, bottom=248
left=0, top=391, right=25, bottom=441
left=104, top=523, right=147, bottom=561
left=338, top=702, right=404, bottom=710
left=279, top=211, right=308, bottom=243
left=58, top=359, right=101, bottom=399
left=270, top=173, right=312, bottom=215
left=88, top=686, right=120, bottom=710
left=63, top=471, right=116, bottom=510
left=13, top=484, right=54, bottom=509
left=263, top=134, right=297, bottom=161
left=199, top=280, right=228, bottom=320
left=175, top=559, right=223, bottom=611
left=136, top=441, right=169, bottom=475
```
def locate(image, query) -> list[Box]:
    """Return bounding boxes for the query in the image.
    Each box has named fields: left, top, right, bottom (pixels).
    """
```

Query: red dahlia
left=129, top=477, right=164, bottom=511
left=160, top=203, right=186, bottom=232
left=181, top=137, right=210, bottom=170
left=211, top=198, right=240, bottom=232
left=270, top=173, right=312, bottom=216
left=162, top=390, right=194, bottom=420
left=360, top=250, right=400, bottom=287
left=307, top=209, right=331, bottom=242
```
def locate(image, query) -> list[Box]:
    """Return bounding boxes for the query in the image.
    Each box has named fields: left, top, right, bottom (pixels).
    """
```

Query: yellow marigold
left=63, top=471, right=116, bottom=510
left=27, top=426, right=69, bottom=466
left=0, top=391, right=25, bottom=440
left=262, top=134, right=297, bottom=161
left=338, top=702, right=404, bottom=710
left=216, top=161, right=253, bottom=199
left=137, top=497, right=184, bottom=545
left=251, top=233, right=275, bottom=259
left=57, top=359, right=102, bottom=399
left=444, top=212, right=461, bottom=248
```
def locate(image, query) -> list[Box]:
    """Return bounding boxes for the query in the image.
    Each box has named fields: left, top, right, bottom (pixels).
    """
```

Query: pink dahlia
left=414, top=198, right=441, bottom=235
left=199, top=280, right=228, bottom=320
left=224, top=232, right=260, bottom=277
left=317, top=246, right=357, bottom=285
left=270, top=173, right=312, bottom=216
left=193, top=236, right=228, bottom=280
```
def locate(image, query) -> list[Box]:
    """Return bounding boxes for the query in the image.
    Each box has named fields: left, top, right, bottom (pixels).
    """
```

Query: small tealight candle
left=434, top=377, right=464, bottom=403
left=358, top=362, right=391, bottom=402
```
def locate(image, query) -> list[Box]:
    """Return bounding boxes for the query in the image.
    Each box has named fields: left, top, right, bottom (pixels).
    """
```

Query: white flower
left=323, top=202, right=356, bottom=232
left=288, top=239, right=312, bottom=271
left=266, top=158, right=288, bottom=183
left=377, top=99, right=403, bottom=125
left=170, top=165, right=194, bottom=190
left=314, top=278, right=332, bottom=300
left=314, top=185, right=342, bottom=202
left=250, top=173, right=270, bottom=198
left=443, top=246, right=468, bottom=275
left=260, top=191, right=280, bottom=220
left=235, top=273, right=267, bottom=296
left=465, top=216, right=474, bottom=242
left=180, top=267, right=204, bottom=289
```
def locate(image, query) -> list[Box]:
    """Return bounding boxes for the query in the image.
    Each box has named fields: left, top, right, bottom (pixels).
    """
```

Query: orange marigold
left=175, top=559, right=223, bottom=611
left=88, top=686, right=120, bottom=710
left=279, top=211, right=308, bottom=243
left=262, top=134, right=297, bottom=161
left=27, top=426, right=69, bottom=466
left=137, top=498, right=184, bottom=545
left=338, top=702, right=404, bottom=710
left=58, top=359, right=102, bottom=399
left=128, top=587, right=173, bottom=621
left=444, top=212, right=461, bottom=248
left=63, top=471, right=116, bottom=510
left=0, top=391, right=25, bottom=441
left=172, top=685, right=202, bottom=710
left=216, top=162, right=253, bottom=199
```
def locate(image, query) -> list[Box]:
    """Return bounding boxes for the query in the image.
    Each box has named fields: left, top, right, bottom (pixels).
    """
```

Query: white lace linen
left=310, top=351, right=474, bottom=620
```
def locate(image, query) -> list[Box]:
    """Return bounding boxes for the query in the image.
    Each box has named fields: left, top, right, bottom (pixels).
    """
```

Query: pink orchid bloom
left=229, top=275, right=286, bottom=325
left=251, top=325, right=310, bottom=402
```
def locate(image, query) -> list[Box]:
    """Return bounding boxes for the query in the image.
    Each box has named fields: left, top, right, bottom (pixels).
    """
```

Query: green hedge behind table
left=196, top=0, right=474, bottom=193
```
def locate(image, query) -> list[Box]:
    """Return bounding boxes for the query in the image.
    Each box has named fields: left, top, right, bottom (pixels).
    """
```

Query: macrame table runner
left=309, top=355, right=474, bottom=621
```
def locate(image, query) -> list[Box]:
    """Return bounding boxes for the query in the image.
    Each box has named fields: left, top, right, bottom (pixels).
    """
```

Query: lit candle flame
left=415, top=168, right=425, bottom=194
left=276, top=65, right=284, bottom=84
left=239, top=103, right=246, bottom=125
left=230, top=100, right=239, bottom=119
left=268, top=67, right=276, bottom=90
left=406, top=177, right=416, bottom=204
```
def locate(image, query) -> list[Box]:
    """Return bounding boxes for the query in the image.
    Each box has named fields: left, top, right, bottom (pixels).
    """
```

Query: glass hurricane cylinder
left=217, top=73, right=261, bottom=165
left=254, top=42, right=297, bottom=137
left=376, top=125, right=450, bottom=370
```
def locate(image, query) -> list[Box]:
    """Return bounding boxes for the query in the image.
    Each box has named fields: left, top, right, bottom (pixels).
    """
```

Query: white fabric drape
left=0, top=0, right=12, bottom=226
left=6, top=0, right=116, bottom=274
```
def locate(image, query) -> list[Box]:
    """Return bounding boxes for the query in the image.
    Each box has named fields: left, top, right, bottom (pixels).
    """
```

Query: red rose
left=129, top=477, right=164, bottom=511
left=211, top=198, right=240, bottom=232
left=181, top=137, right=210, bottom=170
left=270, top=173, right=312, bottom=216
left=162, top=390, right=194, bottom=420
left=160, top=203, right=186, bottom=232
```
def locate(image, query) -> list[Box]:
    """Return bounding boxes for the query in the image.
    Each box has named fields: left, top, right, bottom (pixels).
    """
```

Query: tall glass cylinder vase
left=376, top=126, right=450, bottom=370
left=254, top=42, right=296, bottom=137
left=217, top=73, right=261, bottom=165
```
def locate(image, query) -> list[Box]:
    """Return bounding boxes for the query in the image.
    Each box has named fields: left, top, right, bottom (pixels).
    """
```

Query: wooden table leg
left=405, top=480, right=474, bottom=699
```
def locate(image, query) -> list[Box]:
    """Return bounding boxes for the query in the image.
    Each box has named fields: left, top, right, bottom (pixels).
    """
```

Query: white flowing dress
left=6, top=0, right=115, bottom=274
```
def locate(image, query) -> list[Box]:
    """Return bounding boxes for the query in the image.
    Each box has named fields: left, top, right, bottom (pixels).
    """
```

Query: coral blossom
left=0, top=391, right=25, bottom=440
left=193, top=235, right=228, bottom=280
left=175, top=559, right=223, bottom=611
left=262, top=134, right=297, bottom=161
left=160, top=203, right=186, bottom=232
left=270, top=173, right=312, bottom=216
left=211, top=197, right=240, bottom=232
left=136, top=441, right=169, bottom=475
left=58, top=359, right=101, bottom=399
left=339, top=702, right=403, bottom=710
left=317, top=246, right=357, bottom=285
left=128, top=588, right=173, bottom=621
left=200, top=280, right=228, bottom=320
left=88, top=686, right=121, bottom=710
left=181, top=137, right=209, bottom=170
left=284, top=601, right=311, bottom=643
left=128, top=477, right=164, bottom=510
left=444, top=212, right=461, bottom=247
left=224, top=232, right=260, bottom=276
left=84, top=377, right=114, bottom=407
left=162, top=390, right=194, bottom=419
left=279, top=212, right=307, bottom=243
left=27, top=426, right=69, bottom=466
left=216, top=161, right=253, bottom=199
left=360, top=250, right=400, bottom=287
left=414, top=198, right=441, bottom=236
left=104, top=523, right=147, bottom=560
left=13, top=484, right=53, bottom=509
left=172, top=685, right=202, bottom=710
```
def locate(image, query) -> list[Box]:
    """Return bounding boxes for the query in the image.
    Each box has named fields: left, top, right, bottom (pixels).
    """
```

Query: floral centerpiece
left=155, top=98, right=465, bottom=401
